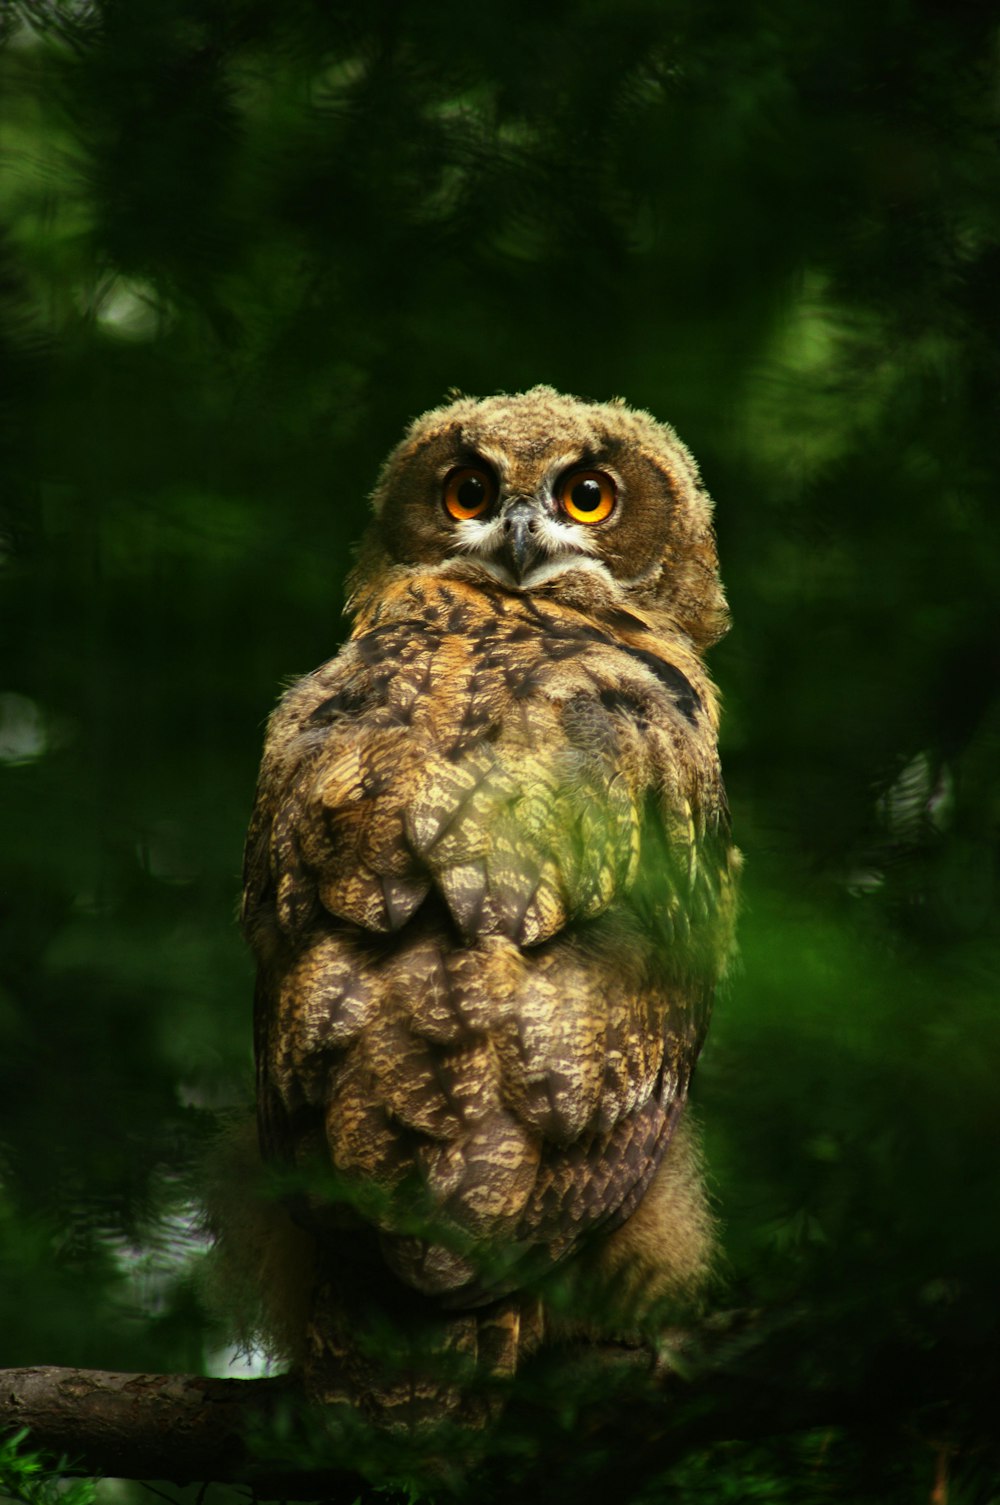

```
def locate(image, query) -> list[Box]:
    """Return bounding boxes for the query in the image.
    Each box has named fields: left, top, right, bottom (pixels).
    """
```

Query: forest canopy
left=1, top=2, right=998, bottom=1500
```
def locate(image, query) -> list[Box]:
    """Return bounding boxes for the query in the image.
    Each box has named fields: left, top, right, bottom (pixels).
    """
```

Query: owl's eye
left=443, top=466, right=497, bottom=521
left=558, top=470, right=617, bottom=525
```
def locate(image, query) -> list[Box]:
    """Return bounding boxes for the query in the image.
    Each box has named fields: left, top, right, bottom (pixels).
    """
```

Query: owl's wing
left=245, top=580, right=734, bottom=1298
left=247, top=590, right=727, bottom=952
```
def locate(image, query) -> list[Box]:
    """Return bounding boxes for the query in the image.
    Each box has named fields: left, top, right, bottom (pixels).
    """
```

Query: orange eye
left=558, top=469, right=617, bottom=524
left=443, top=466, right=497, bottom=521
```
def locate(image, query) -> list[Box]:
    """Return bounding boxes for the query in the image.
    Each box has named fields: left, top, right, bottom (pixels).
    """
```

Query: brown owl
left=236, top=386, right=739, bottom=1426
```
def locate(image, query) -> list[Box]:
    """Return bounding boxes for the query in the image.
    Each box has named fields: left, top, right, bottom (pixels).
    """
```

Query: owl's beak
left=498, top=499, right=544, bottom=583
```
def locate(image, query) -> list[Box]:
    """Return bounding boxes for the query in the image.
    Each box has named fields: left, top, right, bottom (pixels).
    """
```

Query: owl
left=236, top=386, right=739, bottom=1427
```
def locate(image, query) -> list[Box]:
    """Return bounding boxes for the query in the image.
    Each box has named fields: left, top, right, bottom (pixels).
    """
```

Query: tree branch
left=0, top=1309, right=976, bottom=1504
left=0, top=1367, right=361, bottom=1500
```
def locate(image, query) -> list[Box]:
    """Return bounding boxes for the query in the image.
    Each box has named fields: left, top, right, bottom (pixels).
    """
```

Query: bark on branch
left=0, top=1315, right=956, bottom=1503
left=0, top=1367, right=360, bottom=1500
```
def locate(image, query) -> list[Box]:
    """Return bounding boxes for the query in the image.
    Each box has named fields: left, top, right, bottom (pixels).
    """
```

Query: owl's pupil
left=571, top=479, right=602, bottom=512
left=458, top=476, right=485, bottom=510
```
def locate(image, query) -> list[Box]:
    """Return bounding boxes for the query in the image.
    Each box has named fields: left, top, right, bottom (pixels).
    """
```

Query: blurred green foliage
left=0, top=1431, right=97, bottom=1505
left=1, top=1, right=999, bottom=1500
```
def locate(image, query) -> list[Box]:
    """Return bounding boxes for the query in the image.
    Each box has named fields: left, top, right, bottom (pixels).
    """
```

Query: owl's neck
left=345, top=557, right=721, bottom=732
left=348, top=553, right=638, bottom=630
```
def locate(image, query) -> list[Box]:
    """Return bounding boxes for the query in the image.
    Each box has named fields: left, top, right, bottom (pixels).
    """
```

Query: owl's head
left=354, top=386, right=728, bottom=650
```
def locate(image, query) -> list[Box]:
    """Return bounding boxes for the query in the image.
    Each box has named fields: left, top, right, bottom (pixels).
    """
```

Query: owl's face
left=360, top=386, right=728, bottom=649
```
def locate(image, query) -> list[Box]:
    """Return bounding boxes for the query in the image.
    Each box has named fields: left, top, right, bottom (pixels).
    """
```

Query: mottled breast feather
left=243, top=573, right=736, bottom=1304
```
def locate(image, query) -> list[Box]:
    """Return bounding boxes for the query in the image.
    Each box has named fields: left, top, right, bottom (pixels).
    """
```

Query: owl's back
left=244, top=573, right=734, bottom=1318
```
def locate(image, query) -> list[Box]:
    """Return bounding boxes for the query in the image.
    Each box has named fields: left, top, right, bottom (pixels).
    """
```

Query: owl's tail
left=200, top=1116, right=543, bottom=1428
left=304, top=1269, right=544, bottom=1429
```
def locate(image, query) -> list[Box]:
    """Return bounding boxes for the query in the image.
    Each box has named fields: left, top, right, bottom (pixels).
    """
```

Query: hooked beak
left=498, top=498, right=545, bottom=583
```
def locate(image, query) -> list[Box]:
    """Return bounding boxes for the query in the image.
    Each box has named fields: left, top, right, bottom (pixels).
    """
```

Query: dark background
left=1, top=2, right=999, bottom=1500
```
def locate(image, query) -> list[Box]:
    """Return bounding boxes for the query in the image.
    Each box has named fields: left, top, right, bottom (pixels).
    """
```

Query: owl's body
left=238, top=388, right=738, bottom=1423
